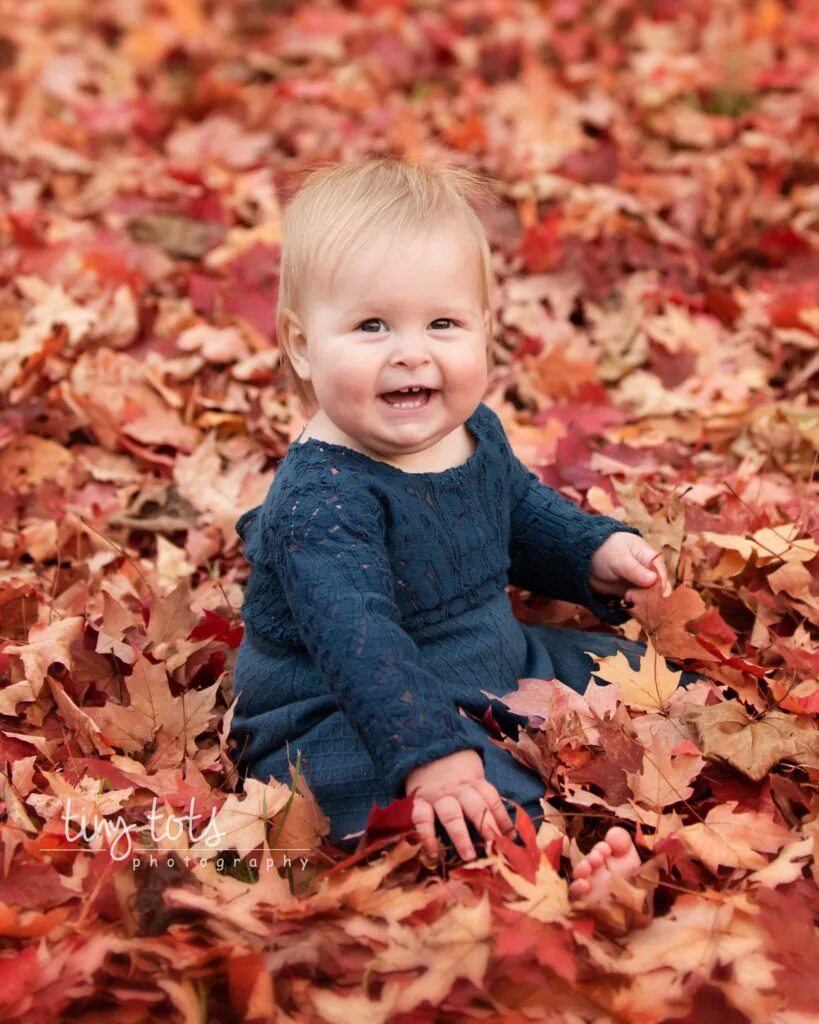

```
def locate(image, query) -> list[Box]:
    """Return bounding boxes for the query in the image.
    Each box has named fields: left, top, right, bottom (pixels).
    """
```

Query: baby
left=231, top=157, right=679, bottom=908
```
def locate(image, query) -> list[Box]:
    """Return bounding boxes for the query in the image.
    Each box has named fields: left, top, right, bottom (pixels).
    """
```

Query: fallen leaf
left=625, top=583, right=715, bottom=661
left=587, top=636, right=683, bottom=711
left=677, top=802, right=791, bottom=872
left=682, top=700, right=819, bottom=781
left=700, top=524, right=818, bottom=565
left=4, top=618, right=85, bottom=698
left=747, top=837, right=813, bottom=887
left=626, top=732, right=705, bottom=810
left=497, top=851, right=572, bottom=924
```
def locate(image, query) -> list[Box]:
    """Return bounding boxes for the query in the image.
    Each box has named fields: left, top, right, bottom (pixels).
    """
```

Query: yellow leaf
left=700, top=523, right=818, bottom=565
left=210, top=778, right=293, bottom=856
left=586, top=636, right=682, bottom=711
left=497, top=852, right=571, bottom=923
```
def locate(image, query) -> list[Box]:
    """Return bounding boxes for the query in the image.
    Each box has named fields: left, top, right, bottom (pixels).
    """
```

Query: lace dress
left=230, top=401, right=694, bottom=849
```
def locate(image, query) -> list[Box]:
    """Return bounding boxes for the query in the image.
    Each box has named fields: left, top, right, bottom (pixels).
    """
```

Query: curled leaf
left=682, top=700, right=819, bottom=781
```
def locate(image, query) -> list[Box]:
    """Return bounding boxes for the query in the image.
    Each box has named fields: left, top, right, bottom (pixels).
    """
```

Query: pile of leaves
left=0, top=0, right=818, bottom=1021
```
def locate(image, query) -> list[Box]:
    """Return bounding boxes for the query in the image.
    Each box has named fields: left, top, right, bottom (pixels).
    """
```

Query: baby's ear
left=279, top=310, right=311, bottom=380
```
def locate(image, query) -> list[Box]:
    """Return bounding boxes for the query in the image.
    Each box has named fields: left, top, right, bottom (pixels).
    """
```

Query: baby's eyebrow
left=343, top=304, right=477, bottom=318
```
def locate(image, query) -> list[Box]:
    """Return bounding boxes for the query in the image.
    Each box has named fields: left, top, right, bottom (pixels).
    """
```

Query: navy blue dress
left=230, top=401, right=700, bottom=851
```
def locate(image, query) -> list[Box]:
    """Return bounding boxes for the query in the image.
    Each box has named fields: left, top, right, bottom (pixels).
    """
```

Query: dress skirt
left=240, top=623, right=705, bottom=854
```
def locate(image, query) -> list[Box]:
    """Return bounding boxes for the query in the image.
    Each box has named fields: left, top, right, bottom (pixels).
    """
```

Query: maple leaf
left=161, top=841, right=297, bottom=940
left=145, top=579, right=214, bottom=670
left=41, top=772, right=135, bottom=823
left=626, top=732, right=705, bottom=810
left=176, top=323, right=250, bottom=362
left=748, top=836, right=813, bottom=888
left=94, top=591, right=136, bottom=665
left=625, top=583, right=728, bottom=662
left=496, top=850, right=571, bottom=924
left=566, top=704, right=644, bottom=805
left=4, top=617, right=85, bottom=698
left=682, top=700, right=819, bottom=781
left=360, top=896, right=492, bottom=1015
left=225, top=950, right=276, bottom=1021
left=209, top=777, right=294, bottom=857
left=173, top=431, right=275, bottom=547
left=586, top=635, right=682, bottom=711
left=0, top=760, right=39, bottom=835
left=84, top=651, right=220, bottom=757
left=46, top=676, right=117, bottom=757
left=0, top=904, right=73, bottom=940
left=121, top=401, right=201, bottom=450
left=676, top=802, right=791, bottom=872
left=700, top=523, right=818, bottom=566
left=612, top=892, right=756, bottom=976
left=0, top=435, right=73, bottom=494
left=0, top=680, right=38, bottom=717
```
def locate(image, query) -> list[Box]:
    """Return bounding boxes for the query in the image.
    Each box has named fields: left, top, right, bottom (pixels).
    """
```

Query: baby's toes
left=569, top=877, right=591, bottom=900
left=604, top=827, right=633, bottom=856
left=573, top=858, right=592, bottom=880
left=587, top=842, right=611, bottom=869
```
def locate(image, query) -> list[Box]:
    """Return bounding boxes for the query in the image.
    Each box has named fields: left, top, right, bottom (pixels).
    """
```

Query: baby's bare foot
left=568, top=826, right=641, bottom=906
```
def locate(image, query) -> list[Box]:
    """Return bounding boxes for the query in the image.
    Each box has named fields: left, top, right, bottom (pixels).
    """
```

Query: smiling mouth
left=380, top=388, right=436, bottom=409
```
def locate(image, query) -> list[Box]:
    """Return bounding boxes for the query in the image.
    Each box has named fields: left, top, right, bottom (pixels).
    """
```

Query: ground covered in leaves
left=1, top=0, right=819, bottom=1021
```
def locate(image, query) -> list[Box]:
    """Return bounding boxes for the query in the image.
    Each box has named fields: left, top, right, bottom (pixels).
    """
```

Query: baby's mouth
left=380, top=387, right=436, bottom=409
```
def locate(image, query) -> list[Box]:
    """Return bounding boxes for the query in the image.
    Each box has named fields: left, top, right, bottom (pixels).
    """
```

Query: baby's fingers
left=473, top=779, right=516, bottom=836
left=457, top=786, right=514, bottom=854
left=410, top=798, right=440, bottom=858
left=650, top=552, right=673, bottom=596
left=435, top=795, right=478, bottom=860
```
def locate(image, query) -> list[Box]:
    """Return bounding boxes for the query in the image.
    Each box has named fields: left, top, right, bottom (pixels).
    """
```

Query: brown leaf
left=567, top=703, right=644, bottom=806
left=682, top=700, right=819, bottom=781
left=5, top=617, right=85, bottom=698
left=126, top=213, right=225, bottom=259
left=84, top=650, right=219, bottom=757
left=626, top=583, right=726, bottom=662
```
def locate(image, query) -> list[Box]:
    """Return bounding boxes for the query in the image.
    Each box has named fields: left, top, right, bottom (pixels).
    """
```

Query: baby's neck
left=297, top=413, right=476, bottom=473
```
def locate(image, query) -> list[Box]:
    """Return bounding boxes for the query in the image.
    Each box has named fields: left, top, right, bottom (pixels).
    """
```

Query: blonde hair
left=275, top=156, right=501, bottom=417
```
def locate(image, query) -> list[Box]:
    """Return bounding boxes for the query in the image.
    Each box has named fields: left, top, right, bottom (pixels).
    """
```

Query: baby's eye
left=355, top=318, right=459, bottom=332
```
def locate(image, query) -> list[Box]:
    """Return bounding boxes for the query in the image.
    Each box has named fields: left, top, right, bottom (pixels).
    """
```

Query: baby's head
left=276, top=156, right=499, bottom=460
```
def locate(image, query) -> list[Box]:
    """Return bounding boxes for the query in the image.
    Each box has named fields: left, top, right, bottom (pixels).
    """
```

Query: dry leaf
left=676, top=802, right=791, bottom=872
left=682, top=700, right=819, bottom=781
left=587, top=636, right=682, bottom=711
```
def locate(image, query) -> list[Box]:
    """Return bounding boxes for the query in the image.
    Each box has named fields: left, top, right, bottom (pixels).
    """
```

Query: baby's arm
left=271, top=475, right=485, bottom=799
left=507, top=455, right=643, bottom=624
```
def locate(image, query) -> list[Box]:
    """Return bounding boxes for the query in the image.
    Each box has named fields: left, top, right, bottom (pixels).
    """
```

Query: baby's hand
left=588, top=532, right=672, bottom=602
left=404, top=750, right=516, bottom=861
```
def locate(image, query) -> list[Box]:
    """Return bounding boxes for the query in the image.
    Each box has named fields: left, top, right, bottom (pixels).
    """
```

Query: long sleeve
left=508, top=457, right=643, bottom=626
left=270, top=476, right=486, bottom=798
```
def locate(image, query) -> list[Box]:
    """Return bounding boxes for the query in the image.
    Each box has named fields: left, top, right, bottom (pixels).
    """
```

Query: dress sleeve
left=270, top=475, right=486, bottom=799
left=507, top=456, right=644, bottom=626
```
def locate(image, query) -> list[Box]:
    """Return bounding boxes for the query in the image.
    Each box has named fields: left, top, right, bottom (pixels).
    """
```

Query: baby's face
left=283, top=218, right=490, bottom=462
